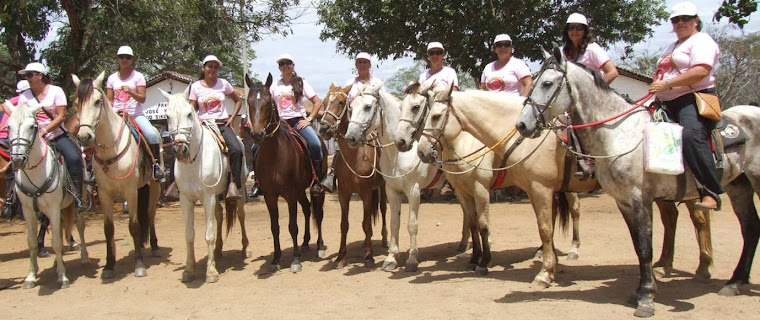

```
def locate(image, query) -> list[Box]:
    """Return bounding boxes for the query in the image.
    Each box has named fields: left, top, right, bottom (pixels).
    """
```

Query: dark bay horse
left=319, top=84, right=388, bottom=268
left=245, top=73, right=327, bottom=272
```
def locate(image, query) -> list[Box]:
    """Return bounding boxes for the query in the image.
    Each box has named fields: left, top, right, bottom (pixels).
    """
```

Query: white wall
left=144, top=79, right=242, bottom=120
left=610, top=75, right=650, bottom=101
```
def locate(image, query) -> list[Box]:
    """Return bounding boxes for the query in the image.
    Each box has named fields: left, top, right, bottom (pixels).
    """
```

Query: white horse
left=7, top=100, right=88, bottom=289
left=160, top=88, right=250, bottom=283
left=72, top=73, right=161, bottom=279
left=514, top=46, right=755, bottom=317
left=395, top=83, right=583, bottom=275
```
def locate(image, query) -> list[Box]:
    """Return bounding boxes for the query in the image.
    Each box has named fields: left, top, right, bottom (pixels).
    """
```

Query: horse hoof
left=534, top=249, right=543, bottom=259
left=531, top=278, right=551, bottom=289
left=206, top=275, right=219, bottom=283
left=38, top=250, right=51, bottom=258
left=134, top=268, right=147, bottom=278
left=300, top=245, right=310, bottom=254
left=404, top=263, right=419, bottom=272
left=70, top=243, right=81, bottom=251
left=381, top=261, right=396, bottom=272
left=336, top=260, right=347, bottom=269
left=633, top=304, right=655, bottom=318
left=81, top=257, right=91, bottom=265
left=456, top=242, right=469, bottom=253
left=59, top=280, right=70, bottom=289
left=151, top=249, right=161, bottom=258
left=244, top=251, right=253, bottom=258
left=269, top=264, right=281, bottom=272
left=566, top=252, right=579, bottom=260
left=364, top=258, right=375, bottom=268
left=382, top=241, right=389, bottom=249
left=318, top=249, right=326, bottom=259
left=718, top=284, right=740, bottom=296
left=693, top=272, right=711, bottom=284
left=101, top=270, right=116, bottom=279
left=181, top=273, right=195, bottom=283
left=22, top=281, right=36, bottom=289
left=290, top=263, right=303, bottom=273
left=465, top=263, right=477, bottom=271
left=475, top=266, right=489, bottom=277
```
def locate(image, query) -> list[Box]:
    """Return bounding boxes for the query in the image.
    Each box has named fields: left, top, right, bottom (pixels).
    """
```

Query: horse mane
left=403, top=82, right=421, bottom=95
left=567, top=60, right=634, bottom=103
left=75, top=78, right=95, bottom=106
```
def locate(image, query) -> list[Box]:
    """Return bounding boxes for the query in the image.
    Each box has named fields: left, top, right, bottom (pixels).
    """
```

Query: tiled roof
left=146, top=71, right=246, bottom=96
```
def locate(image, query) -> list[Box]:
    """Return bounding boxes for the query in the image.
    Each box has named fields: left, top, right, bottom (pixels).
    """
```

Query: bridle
left=321, top=90, right=349, bottom=134
left=10, top=118, right=61, bottom=211
left=420, top=97, right=463, bottom=155
left=169, top=105, right=204, bottom=164
left=398, top=93, right=431, bottom=143
left=78, top=89, right=127, bottom=150
left=347, top=92, right=382, bottom=144
left=251, top=87, right=281, bottom=140
left=521, top=56, right=573, bottom=131
left=10, top=121, right=44, bottom=170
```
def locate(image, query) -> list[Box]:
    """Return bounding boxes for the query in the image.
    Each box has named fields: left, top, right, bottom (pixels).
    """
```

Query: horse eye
left=412, top=105, right=420, bottom=112
left=432, top=114, right=442, bottom=121
left=542, top=80, right=553, bottom=87
left=364, top=105, right=371, bottom=112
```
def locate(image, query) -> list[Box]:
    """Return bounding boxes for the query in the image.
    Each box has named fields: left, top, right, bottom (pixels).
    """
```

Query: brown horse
left=245, top=73, right=328, bottom=272
left=318, top=84, right=388, bottom=268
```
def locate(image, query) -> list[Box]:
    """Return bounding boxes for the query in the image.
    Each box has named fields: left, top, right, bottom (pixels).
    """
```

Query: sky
left=249, top=0, right=760, bottom=96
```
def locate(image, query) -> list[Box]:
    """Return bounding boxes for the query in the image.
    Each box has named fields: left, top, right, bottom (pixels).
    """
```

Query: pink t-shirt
left=345, top=76, right=384, bottom=103
left=563, top=42, right=611, bottom=74
left=419, top=66, right=459, bottom=90
left=270, top=78, right=318, bottom=120
left=188, top=78, right=234, bottom=121
left=480, top=58, right=532, bottom=95
left=655, top=32, right=719, bottom=102
left=106, top=70, right=146, bottom=116
left=17, top=85, right=67, bottom=139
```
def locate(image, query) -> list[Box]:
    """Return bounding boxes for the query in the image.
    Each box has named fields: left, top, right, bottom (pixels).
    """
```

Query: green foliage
left=317, top=0, right=668, bottom=82
left=714, top=0, right=758, bottom=28
left=384, top=61, right=476, bottom=97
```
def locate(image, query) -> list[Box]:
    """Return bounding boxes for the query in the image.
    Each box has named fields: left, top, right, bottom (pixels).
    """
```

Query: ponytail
left=291, top=72, right=304, bottom=103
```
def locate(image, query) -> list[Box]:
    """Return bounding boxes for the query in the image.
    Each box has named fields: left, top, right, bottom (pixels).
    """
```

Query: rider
left=188, top=55, right=244, bottom=200
left=420, top=41, right=459, bottom=197
left=0, top=80, right=30, bottom=219
left=106, top=46, right=164, bottom=181
left=481, top=34, right=533, bottom=96
left=648, top=1, right=723, bottom=210
left=251, top=53, right=325, bottom=193
left=13, top=62, right=85, bottom=211
left=561, top=13, right=619, bottom=84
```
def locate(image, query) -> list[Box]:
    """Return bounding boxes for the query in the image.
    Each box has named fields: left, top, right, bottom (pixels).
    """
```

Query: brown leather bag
left=694, top=92, right=722, bottom=121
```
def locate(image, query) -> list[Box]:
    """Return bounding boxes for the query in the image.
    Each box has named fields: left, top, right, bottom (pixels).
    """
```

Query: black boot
left=310, top=160, right=324, bottom=193
left=37, top=214, right=50, bottom=257
left=149, top=143, right=165, bottom=181
left=73, top=177, right=88, bottom=212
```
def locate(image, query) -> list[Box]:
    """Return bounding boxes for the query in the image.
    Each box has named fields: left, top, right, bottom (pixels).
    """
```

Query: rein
left=11, top=122, right=62, bottom=213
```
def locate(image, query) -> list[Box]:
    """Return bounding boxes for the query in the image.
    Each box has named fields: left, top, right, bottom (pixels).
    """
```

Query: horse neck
left=376, top=91, right=400, bottom=145
left=337, top=102, right=350, bottom=136
left=95, top=103, right=132, bottom=156
left=23, top=133, right=55, bottom=184
left=453, top=92, right=523, bottom=153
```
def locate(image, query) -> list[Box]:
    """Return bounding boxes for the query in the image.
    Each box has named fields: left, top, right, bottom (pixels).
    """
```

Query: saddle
left=285, top=125, right=320, bottom=183
left=556, top=114, right=595, bottom=183
left=201, top=120, right=228, bottom=154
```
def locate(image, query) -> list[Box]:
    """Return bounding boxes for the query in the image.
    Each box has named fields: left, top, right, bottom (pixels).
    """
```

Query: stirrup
left=226, top=181, right=242, bottom=200
left=320, top=173, right=335, bottom=193
left=152, top=164, right=165, bottom=181
left=310, top=182, right=324, bottom=193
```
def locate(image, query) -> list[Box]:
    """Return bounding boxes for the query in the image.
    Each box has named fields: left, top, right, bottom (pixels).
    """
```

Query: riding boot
left=320, top=155, right=337, bottom=193
left=73, top=177, right=88, bottom=212
left=149, top=143, right=165, bottom=181
left=310, top=160, right=324, bottom=193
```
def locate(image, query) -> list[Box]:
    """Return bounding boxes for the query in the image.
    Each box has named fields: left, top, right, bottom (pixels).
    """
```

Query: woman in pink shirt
left=480, top=34, right=533, bottom=96
left=562, top=13, right=619, bottom=84
left=188, top=55, right=244, bottom=199
left=648, top=1, right=723, bottom=210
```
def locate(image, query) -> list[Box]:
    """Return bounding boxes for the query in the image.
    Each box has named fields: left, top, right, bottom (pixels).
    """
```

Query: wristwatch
left=304, top=116, right=312, bottom=122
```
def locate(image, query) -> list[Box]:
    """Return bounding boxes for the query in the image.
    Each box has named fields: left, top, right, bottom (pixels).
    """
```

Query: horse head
left=396, top=81, right=434, bottom=152
left=516, top=44, right=571, bottom=138
left=319, top=83, right=352, bottom=140
left=344, top=81, right=383, bottom=149
left=159, top=86, right=198, bottom=162
left=72, top=71, right=108, bottom=148
left=8, top=100, right=42, bottom=168
left=245, top=73, right=278, bottom=144
left=417, top=82, right=458, bottom=164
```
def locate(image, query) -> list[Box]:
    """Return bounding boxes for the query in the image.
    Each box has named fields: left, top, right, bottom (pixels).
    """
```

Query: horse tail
left=371, top=188, right=380, bottom=225
left=137, top=185, right=150, bottom=246
left=224, top=198, right=238, bottom=236
left=554, top=192, right=570, bottom=235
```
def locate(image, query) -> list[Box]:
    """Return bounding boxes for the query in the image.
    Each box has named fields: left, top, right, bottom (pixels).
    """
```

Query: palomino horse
left=245, top=73, right=327, bottom=272
left=160, top=88, right=250, bottom=283
left=72, top=73, right=161, bottom=279
left=7, top=100, right=88, bottom=289
left=514, top=46, right=756, bottom=317
left=396, top=82, right=582, bottom=275
left=319, top=84, right=388, bottom=268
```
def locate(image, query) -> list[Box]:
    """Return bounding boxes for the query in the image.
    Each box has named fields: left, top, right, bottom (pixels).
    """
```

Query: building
left=609, top=67, right=653, bottom=101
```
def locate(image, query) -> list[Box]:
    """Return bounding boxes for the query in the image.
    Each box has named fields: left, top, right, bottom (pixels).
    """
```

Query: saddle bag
left=644, top=121, right=684, bottom=175
left=695, top=92, right=722, bottom=122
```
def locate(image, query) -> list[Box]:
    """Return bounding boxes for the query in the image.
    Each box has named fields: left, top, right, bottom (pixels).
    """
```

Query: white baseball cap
left=493, top=34, right=512, bottom=44
left=427, top=42, right=444, bottom=51
left=16, top=80, right=30, bottom=93
left=117, top=46, right=134, bottom=56
left=202, top=55, right=223, bottom=67
left=669, top=1, right=698, bottom=19
left=355, top=52, right=371, bottom=62
left=17, top=62, right=47, bottom=75
left=276, top=53, right=294, bottom=64
left=566, top=13, right=588, bottom=26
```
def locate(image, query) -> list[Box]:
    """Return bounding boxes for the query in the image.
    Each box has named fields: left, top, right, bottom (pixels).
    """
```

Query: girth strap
left=93, top=132, right=132, bottom=172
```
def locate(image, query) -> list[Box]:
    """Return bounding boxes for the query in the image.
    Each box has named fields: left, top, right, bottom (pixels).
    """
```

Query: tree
left=711, top=29, right=760, bottom=107
left=714, top=0, right=758, bottom=28
left=384, top=61, right=477, bottom=98
left=317, top=0, right=668, bottom=83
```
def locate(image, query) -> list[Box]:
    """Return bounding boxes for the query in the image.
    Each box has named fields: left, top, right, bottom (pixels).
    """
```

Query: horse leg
left=205, top=196, right=220, bottom=283
left=684, top=200, right=713, bottom=282
left=264, top=194, right=282, bottom=271
left=236, top=198, right=252, bottom=258
left=62, top=205, right=77, bottom=251
left=288, top=195, right=302, bottom=272
left=100, top=192, right=117, bottom=279
left=527, top=187, right=558, bottom=288
left=180, top=195, right=197, bottom=283
left=459, top=194, right=479, bottom=270
left=298, top=192, right=312, bottom=252
left=474, top=185, right=491, bottom=276
left=653, top=200, right=677, bottom=276
left=214, top=200, right=224, bottom=259
left=379, top=188, right=388, bottom=248
left=457, top=199, right=472, bottom=253
left=312, top=191, right=327, bottom=258
left=147, top=181, right=161, bottom=257
left=49, top=208, right=69, bottom=288
left=719, top=175, right=760, bottom=296
left=335, top=188, right=351, bottom=269
left=405, top=188, right=421, bottom=272
left=72, top=205, right=89, bottom=263
left=22, top=202, right=39, bottom=289
left=616, top=199, right=656, bottom=317
left=126, top=191, right=147, bottom=277
left=382, top=189, right=402, bottom=271
left=360, top=191, right=375, bottom=268
left=567, top=192, right=581, bottom=260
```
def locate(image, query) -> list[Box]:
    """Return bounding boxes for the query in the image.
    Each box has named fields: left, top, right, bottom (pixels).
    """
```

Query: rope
left=437, top=128, right=552, bottom=173
left=96, top=131, right=140, bottom=181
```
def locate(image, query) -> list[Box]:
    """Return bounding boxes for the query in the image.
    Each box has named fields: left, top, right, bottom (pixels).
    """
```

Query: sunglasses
left=493, top=42, right=512, bottom=48
left=427, top=50, right=444, bottom=56
left=117, top=55, right=133, bottom=60
left=670, top=15, right=695, bottom=24
left=22, top=72, right=39, bottom=79
left=567, top=24, right=587, bottom=31
left=278, top=60, right=293, bottom=67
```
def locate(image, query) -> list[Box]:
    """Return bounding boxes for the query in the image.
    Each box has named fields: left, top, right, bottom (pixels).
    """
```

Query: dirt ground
left=0, top=192, right=759, bottom=319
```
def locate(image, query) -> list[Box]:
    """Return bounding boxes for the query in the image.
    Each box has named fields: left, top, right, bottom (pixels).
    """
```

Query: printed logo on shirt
left=203, top=96, right=223, bottom=113
left=486, top=77, right=506, bottom=91
left=115, top=88, right=131, bottom=102
left=279, top=93, right=297, bottom=111
left=432, top=79, right=450, bottom=88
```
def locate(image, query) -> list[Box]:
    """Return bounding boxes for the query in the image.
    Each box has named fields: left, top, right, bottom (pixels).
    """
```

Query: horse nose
left=11, top=156, right=26, bottom=168
left=397, top=138, right=408, bottom=150
left=251, top=131, right=264, bottom=142
left=516, top=121, right=526, bottom=134
left=78, top=132, right=93, bottom=146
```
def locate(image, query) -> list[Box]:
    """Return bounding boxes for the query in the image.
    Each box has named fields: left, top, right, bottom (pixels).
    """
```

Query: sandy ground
left=0, top=192, right=759, bottom=319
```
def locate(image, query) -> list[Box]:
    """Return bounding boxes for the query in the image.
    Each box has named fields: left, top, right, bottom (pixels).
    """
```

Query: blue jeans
left=50, top=134, right=83, bottom=194
left=251, top=118, right=323, bottom=162
left=134, top=115, right=159, bottom=145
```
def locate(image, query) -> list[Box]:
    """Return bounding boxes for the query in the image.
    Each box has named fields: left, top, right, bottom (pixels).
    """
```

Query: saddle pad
left=201, top=121, right=228, bottom=154
left=715, top=118, right=747, bottom=149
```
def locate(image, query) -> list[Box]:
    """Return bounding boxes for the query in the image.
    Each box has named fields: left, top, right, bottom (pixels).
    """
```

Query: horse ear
left=158, top=88, right=172, bottom=101
left=265, top=73, right=273, bottom=87
left=552, top=43, right=563, bottom=65
left=182, top=84, right=191, bottom=100
left=419, top=81, right=434, bottom=97
left=26, top=99, right=42, bottom=114
left=541, top=47, right=552, bottom=59
left=93, top=71, right=106, bottom=88
left=71, top=74, right=81, bottom=87
left=368, top=81, right=383, bottom=96
left=245, top=73, right=254, bottom=88
left=343, top=84, right=352, bottom=95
